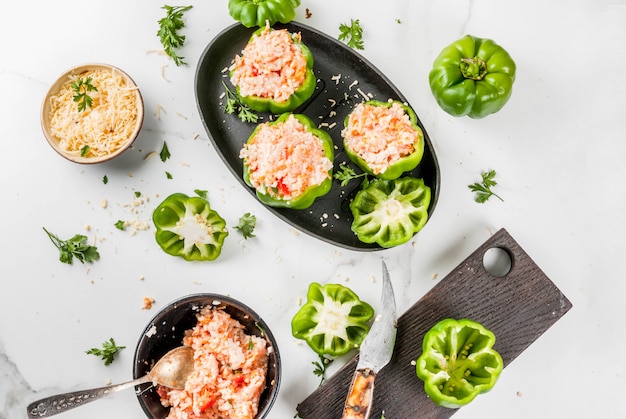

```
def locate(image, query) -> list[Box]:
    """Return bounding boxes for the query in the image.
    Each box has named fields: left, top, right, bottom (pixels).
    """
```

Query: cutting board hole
left=483, top=247, right=512, bottom=277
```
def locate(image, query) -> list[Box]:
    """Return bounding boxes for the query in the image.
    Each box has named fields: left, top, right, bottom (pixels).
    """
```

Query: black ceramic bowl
left=133, top=294, right=281, bottom=418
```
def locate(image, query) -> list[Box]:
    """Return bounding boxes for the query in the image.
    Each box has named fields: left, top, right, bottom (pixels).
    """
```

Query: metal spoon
left=26, top=346, right=195, bottom=418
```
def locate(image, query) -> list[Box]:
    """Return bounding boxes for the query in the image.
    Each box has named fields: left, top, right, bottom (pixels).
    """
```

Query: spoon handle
left=26, top=374, right=151, bottom=418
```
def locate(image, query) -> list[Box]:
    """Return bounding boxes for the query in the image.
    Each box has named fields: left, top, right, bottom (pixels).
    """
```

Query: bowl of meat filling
left=133, top=294, right=281, bottom=419
left=41, top=63, right=144, bottom=164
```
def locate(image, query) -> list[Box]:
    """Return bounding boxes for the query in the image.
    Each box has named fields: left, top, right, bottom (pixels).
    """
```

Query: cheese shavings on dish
left=48, top=68, right=139, bottom=158
left=239, top=114, right=333, bottom=200
left=341, top=102, right=419, bottom=175
left=231, top=25, right=307, bottom=102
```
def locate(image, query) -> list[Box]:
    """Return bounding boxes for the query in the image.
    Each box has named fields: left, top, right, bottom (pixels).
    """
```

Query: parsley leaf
left=166, top=171, right=173, bottom=179
left=114, top=220, right=126, bottom=230
left=157, top=5, right=193, bottom=66
left=43, top=227, right=100, bottom=265
left=86, top=338, right=125, bottom=366
left=338, top=19, right=364, bottom=50
left=333, top=163, right=369, bottom=187
left=71, top=77, right=98, bottom=112
left=312, top=354, right=334, bottom=387
left=80, top=145, right=90, bottom=157
left=222, top=81, right=258, bottom=123
left=160, top=141, right=171, bottom=162
left=102, top=175, right=108, bottom=184
left=235, top=213, right=256, bottom=239
left=468, top=170, right=504, bottom=203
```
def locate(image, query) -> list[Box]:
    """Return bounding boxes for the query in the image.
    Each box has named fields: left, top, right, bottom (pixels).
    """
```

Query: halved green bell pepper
left=228, top=0, right=300, bottom=28
left=429, top=35, right=516, bottom=118
left=152, top=193, right=228, bottom=261
left=342, top=100, right=424, bottom=180
left=231, top=25, right=316, bottom=114
left=416, top=318, right=504, bottom=408
left=350, top=176, right=431, bottom=248
left=291, top=282, right=374, bottom=356
left=242, top=113, right=334, bottom=209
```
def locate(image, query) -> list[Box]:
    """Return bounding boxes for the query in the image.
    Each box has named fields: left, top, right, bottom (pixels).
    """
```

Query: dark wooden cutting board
left=296, top=228, right=572, bottom=418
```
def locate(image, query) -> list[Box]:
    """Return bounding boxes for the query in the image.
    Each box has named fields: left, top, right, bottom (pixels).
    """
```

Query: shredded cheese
left=48, top=68, right=139, bottom=158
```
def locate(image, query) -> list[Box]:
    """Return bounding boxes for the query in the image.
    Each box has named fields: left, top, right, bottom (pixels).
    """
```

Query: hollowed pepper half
left=416, top=318, right=504, bottom=408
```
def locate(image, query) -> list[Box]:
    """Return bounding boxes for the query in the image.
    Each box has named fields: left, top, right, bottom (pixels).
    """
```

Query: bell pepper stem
left=460, top=57, right=487, bottom=80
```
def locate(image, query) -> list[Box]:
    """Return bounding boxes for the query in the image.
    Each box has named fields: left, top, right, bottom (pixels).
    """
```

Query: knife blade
left=341, top=261, right=397, bottom=419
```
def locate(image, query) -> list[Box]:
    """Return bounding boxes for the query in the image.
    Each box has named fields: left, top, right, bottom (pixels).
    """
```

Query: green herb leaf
left=165, top=171, right=173, bottom=179
left=102, top=175, right=108, bottom=184
left=333, top=163, right=368, bottom=187
left=222, top=81, right=258, bottom=123
left=160, top=141, right=171, bottom=162
left=235, top=212, right=256, bottom=239
left=468, top=170, right=504, bottom=203
left=248, top=338, right=254, bottom=350
left=157, top=5, right=193, bottom=66
left=312, top=354, right=334, bottom=387
left=338, top=19, right=364, bottom=50
left=114, top=220, right=126, bottom=230
left=134, top=191, right=142, bottom=198
left=80, top=145, right=90, bottom=157
left=43, top=227, right=100, bottom=265
left=194, top=189, right=208, bottom=199
left=71, top=77, right=98, bottom=112
left=86, top=338, right=125, bottom=366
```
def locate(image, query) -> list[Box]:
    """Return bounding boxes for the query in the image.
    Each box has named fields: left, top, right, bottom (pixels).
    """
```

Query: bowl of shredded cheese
left=133, top=294, right=281, bottom=419
left=41, top=63, right=144, bottom=163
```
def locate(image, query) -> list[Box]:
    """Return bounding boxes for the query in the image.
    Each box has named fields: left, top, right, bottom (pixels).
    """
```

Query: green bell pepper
left=291, top=282, right=374, bottom=356
left=152, top=193, right=228, bottom=261
left=241, top=113, right=334, bottom=209
left=228, top=0, right=300, bottom=28
left=230, top=25, right=316, bottom=114
left=429, top=35, right=516, bottom=119
left=416, top=318, right=504, bottom=408
left=349, top=176, right=431, bottom=248
left=342, top=100, right=425, bottom=180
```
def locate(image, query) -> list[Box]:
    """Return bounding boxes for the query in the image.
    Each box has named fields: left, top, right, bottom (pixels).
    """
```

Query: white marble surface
left=1, top=0, right=625, bottom=418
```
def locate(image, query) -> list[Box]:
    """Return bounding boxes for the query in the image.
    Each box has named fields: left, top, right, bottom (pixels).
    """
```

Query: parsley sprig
left=86, top=338, right=125, bottom=366
left=43, top=227, right=100, bottom=265
left=157, top=5, right=193, bottom=66
left=333, top=163, right=369, bottom=187
left=312, top=354, right=334, bottom=387
left=468, top=170, right=504, bottom=203
left=235, top=213, right=257, bottom=239
left=222, top=82, right=258, bottom=123
left=71, top=77, right=98, bottom=112
left=338, top=19, right=364, bottom=50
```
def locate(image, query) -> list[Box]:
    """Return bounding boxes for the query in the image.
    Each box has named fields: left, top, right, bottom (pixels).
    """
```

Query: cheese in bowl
left=341, top=100, right=424, bottom=180
left=230, top=24, right=316, bottom=114
left=240, top=113, right=334, bottom=209
left=41, top=64, right=144, bottom=164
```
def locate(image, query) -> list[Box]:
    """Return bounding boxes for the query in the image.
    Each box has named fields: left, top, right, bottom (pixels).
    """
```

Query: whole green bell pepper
left=416, top=318, right=504, bottom=408
left=241, top=113, right=334, bottom=209
left=152, top=193, right=228, bottom=261
left=231, top=25, right=316, bottom=114
left=349, top=176, right=431, bottom=248
left=342, top=100, right=425, bottom=180
left=429, top=35, right=516, bottom=119
left=228, top=0, right=300, bottom=28
left=291, top=282, right=374, bottom=356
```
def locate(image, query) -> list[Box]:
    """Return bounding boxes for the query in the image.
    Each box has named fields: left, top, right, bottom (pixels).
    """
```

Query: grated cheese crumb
left=100, top=199, right=108, bottom=209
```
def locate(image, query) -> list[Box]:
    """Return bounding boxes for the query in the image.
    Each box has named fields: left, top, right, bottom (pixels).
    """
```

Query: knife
left=341, top=261, right=397, bottom=419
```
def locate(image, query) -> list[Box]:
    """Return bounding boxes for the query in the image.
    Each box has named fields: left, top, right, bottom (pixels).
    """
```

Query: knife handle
left=341, top=368, right=376, bottom=419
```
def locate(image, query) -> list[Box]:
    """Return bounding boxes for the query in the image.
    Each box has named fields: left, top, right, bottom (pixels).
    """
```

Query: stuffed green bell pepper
left=429, top=35, right=516, bottom=119
left=416, top=318, right=504, bottom=408
left=152, top=193, right=228, bottom=261
left=341, top=100, right=425, bottom=180
left=228, top=0, right=300, bottom=28
left=230, top=24, right=316, bottom=114
left=349, top=176, right=431, bottom=248
left=240, top=113, right=334, bottom=209
left=291, top=282, right=374, bottom=356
